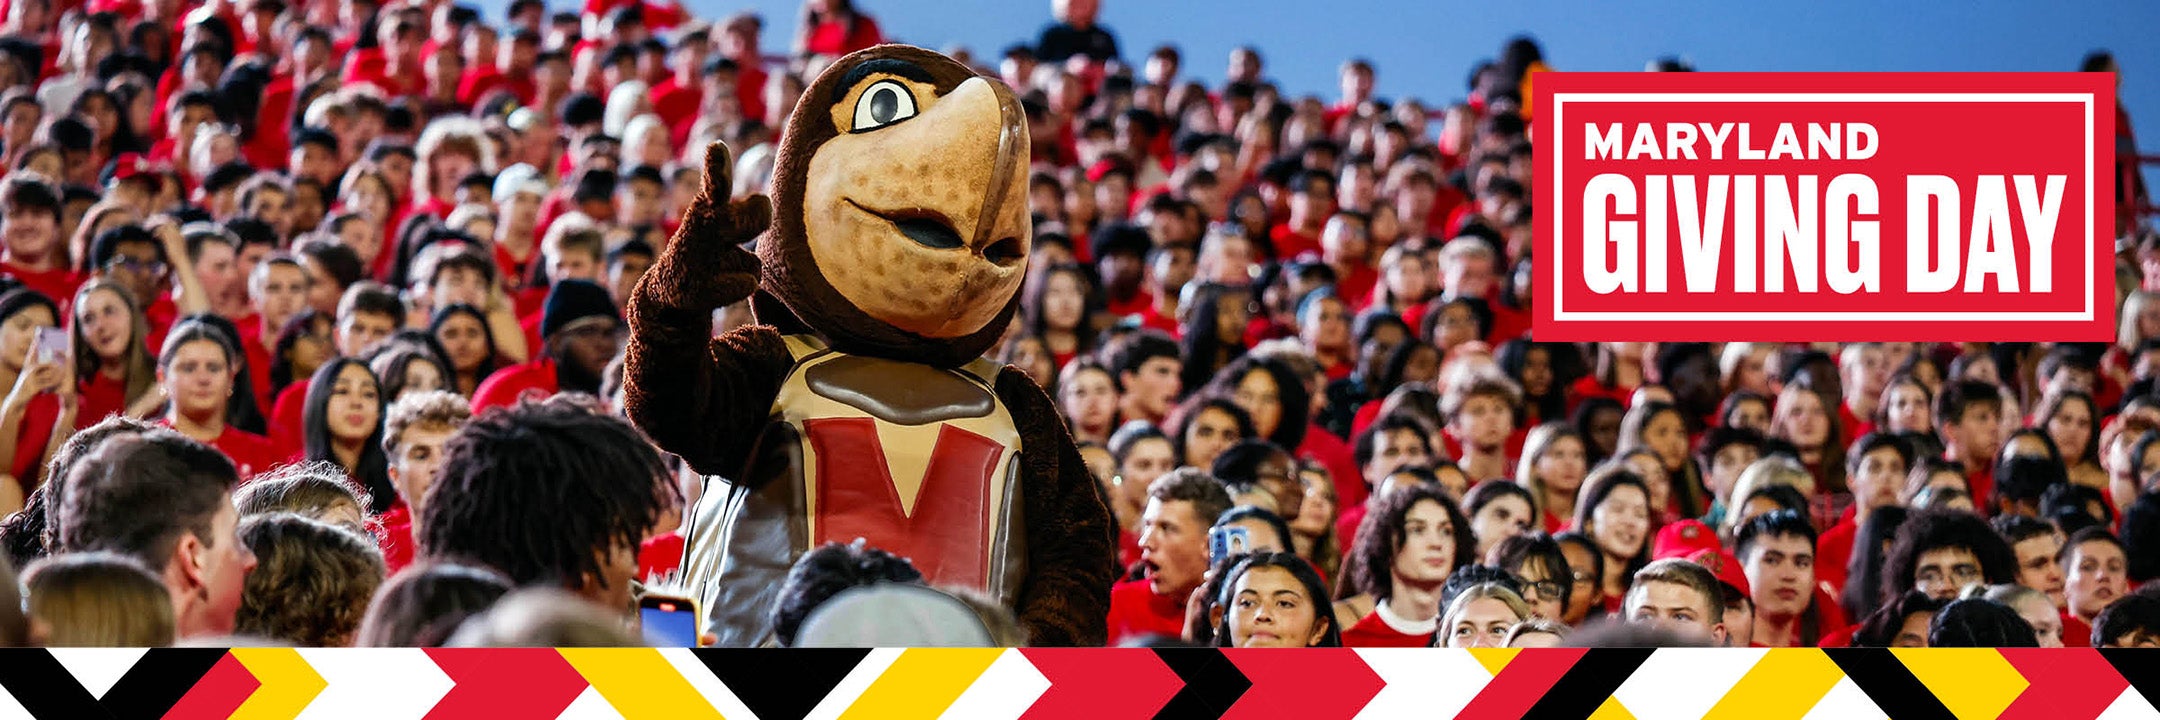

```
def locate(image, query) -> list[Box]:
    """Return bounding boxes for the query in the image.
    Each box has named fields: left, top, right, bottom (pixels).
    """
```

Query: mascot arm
left=624, top=142, right=791, bottom=475
left=996, top=366, right=1118, bottom=646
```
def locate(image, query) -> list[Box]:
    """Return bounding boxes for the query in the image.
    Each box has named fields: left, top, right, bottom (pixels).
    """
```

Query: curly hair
left=1880, top=509, right=2018, bottom=604
left=236, top=513, right=387, bottom=647
left=234, top=461, right=370, bottom=532
left=1343, top=484, right=1474, bottom=604
left=418, top=395, right=676, bottom=592
left=355, top=561, right=513, bottom=647
left=771, top=541, right=925, bottom=647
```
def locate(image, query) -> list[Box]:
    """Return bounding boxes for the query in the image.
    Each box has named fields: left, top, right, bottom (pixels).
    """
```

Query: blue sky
left=653, top=0, right=2160, bottom=197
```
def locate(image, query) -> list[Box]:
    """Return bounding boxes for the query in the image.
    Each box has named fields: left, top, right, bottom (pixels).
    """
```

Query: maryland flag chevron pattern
left=0, top=648, right=2153, bottom=719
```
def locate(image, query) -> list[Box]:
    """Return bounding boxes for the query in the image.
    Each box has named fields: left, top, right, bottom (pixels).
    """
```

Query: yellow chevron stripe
left=560, top=648, right=724, bottom=719
left=229, top=647, right=327, bottom=720
left=1892, top=648, right=2028, bottom=720
left=1468, top=648, right=1521, bottom=677
left=1588, top=695, right=1638, bottom=720
left=1701, top=648, right=1842, bottom=720
left=840, top=648, right=1001, bottom=720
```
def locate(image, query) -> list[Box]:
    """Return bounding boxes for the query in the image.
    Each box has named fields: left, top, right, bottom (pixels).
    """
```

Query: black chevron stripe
left=1150, top=648, right=1250, bottom=720
left=98, top=648, right=230, bottom=720
left=1824, top=648, right=1957, bottom=720
left=2100, top=648, right=2160, bottom=716
left=1519, top=647, right=1652, bottom=720
left=693, top=648, right=868, bottom=720
left=0, top=649, right=110, bottom=719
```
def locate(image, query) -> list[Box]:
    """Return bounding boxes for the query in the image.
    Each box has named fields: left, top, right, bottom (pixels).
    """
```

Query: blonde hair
left=1504, top=617, right=1571, bottom=646
left=2120, top=291, right=2155, bottom=354
left=25, top=552, right=175, bottom=647
left=1722, top=455, right=1815, bottom=539
left=1513, top=421, right=1579, bottom=521
left=1441, top=582, right=1532, bottom=632
left=414, top=117, right=498, bottom=202
left=1719, top=343, right=1769, bottom=392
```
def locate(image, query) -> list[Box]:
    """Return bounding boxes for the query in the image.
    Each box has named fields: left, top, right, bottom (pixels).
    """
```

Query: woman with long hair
left=1206, top=355, right=1311, bottom=455
left=71, top=280, right=159, bottom=423
left=1772, top=382, right=1848, bottom=494
left=1057, top=359, right=1120, bottom=446
left=1573, top=467, right=1653, bottom=615
left=2035, top=390, right=2108, bottom=491
left=430, top=303, right=500, bottom=398
left=1496, top=339, right=1583, bottom=428
left=1168, top=396, right=1255, bottom=471
left=1514, top=422, right=1589, bottom=533
left=1177, top=282, right=1250, bottom=394
left=267, top=310, right=334, bottom=403
left=369, top=345, right=453, bottom=404
left=157, top=320, right=281, bottom=478
left=302, top=358, right=392, bottom=515
left=1023, top=264, right=1101, bottom=373
left=1874, top=373, right=1935, bottom=436
left=0, top=290, right=72, bottom=511
left=1212, top=552, right=1341, bottom=648
left=1618, top=401, right=1709, bottom=520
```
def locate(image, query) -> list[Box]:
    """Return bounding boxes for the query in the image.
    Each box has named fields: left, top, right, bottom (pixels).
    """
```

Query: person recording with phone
left=0, top=288, right=77, bottom=514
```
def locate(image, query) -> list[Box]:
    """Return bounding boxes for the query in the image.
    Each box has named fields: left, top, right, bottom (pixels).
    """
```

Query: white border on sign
left=1550, top=92, right=2095, bottom=322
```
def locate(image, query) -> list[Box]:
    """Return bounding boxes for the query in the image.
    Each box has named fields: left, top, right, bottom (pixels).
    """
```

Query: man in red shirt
left=1837, top=342, right=1888, bottom=447
left=649, top=27, right=709, bottom=132
left=1337, top=416, right=1432, bottom=547
left=1736, top=509, right=1846, bottom=647
left=344, top=17, right=424, bottom=98
left=717, top=12, right=768, bottom=124
left=2061, top=527, right=2129, bottom=648
left=1321, top=212, right=1377, bottom=310
left=0, top=176, right=80, bottom=311
left=1339, top=486, right=1460, bottom=647
left=1268, top=170, right=1332, bottom=261
left=1107, top=469, right=1230, bottom=645
left=471, top=279, right=620, bottom=412
left=1936, top=380, right=2005, bottom=512
left=460, top=27, right=539, bottom=107
left=374, top=391, right=470, bottom=575
left=1817, top=432, right=1911, bottom=599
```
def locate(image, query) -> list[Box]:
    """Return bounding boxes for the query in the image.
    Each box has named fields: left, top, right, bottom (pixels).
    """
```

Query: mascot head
left=756, top=45, right=1031, bottom=368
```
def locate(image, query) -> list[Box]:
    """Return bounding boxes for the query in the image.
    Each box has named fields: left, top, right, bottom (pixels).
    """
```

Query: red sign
left=1533, top=73, right=2115, bottom=341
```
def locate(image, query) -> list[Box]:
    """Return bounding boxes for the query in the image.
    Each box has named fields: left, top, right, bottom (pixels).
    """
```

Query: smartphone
left=638, top=593, right=702, bottom=647
left=1208, top=525, right=1252, bottom=565
left=33, top=327, right=66, bottom=365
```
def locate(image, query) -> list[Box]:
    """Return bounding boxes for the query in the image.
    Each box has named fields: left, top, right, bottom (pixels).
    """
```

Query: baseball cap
left=1653, top=519, right=1722, bottom=561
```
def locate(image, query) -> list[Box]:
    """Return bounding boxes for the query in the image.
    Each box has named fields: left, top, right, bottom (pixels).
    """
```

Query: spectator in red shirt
left=155, top=320, right=279, bottom=479
left=1107, top=468, right=1229, bottom=645
left=471, top=279, right=620, bottom=412
left=374, top=390, right=469, bottom=576
left=1623, top=557, right=1730, bottom=646
left=1105, top=329, right=1179, bottom=427
left=51, top=430, right=257, bottom=640
left=1, top=176, right=81, bottom=312
left=2062, top=527, right=2129, bottom=643
left=1268, top=171, right=1331, bottom=261
left=1936, top=380, right=2005, bottom=511
left=1444, top=376, right=1518, bottom=484
left=792, top=0, right=883, bottom=61
left=1336, top=485, right=1471, bottom=647
left=716, top=13, right=768, bottom=123
left=1736, top=509, right=1847, bottom=646
left=301, top=358, right=392, bottom=514
left=411, top=118, right=494, bottom=221
left=1213, top=552, right=1341, bottom=648
left=345, top=18, right=424, bottom=98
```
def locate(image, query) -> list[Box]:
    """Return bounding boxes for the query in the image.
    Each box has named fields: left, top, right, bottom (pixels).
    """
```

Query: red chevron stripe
left=1452, top=649, right=1586, bottom=720
left=161, top=652, right=259, bottom=720
left=423, top=648, right=588, bottom=720
left=1997, top=648, right=2129, bottom=720
left=1221, top=648, right=1384, bottom=720
left=1020, top=649, right=1183, bottom=720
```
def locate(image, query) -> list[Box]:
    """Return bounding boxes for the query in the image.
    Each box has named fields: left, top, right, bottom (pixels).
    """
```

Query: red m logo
left=802, top=418, right=1006, bottom=589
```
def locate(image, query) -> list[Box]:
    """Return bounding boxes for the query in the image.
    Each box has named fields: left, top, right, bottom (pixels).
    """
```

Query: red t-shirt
left=470, top=358, right=560, bottom=413
left=1336, top=264, right=1378, bottom=311
left=1299, top=424, right=1363, bottom=511
left=2, top=261, right=81, bottom=314
left=650, top=78, right=702, bottom=132
left=1816, top=510, right=1858, bottom=599
left=1105, top=288, right=1154, bottom=319
left=1137, top=304, right=1180, bottom=339
left=1105, top=578, right=1188, bottom=646
left=8, top=393, right=61, bottom=492
left=1965, top=462, right=1996, bottom=514
left=1568, top=375, right=1636, bottom=414
left=270, top=380, right=309, bottom=461
left=804, top=15, right=884, bottom=57
left=77, top=370, right=125, bottom=426
left=2063, top=611, right=2092, bottom=647
left=1340, top=608, right=1435, bottom=648
left=1336, top=502, right=1370, bottom=558
left=374, top=502, right=415, bottom=575
left=1268, top=224, right=1321, bottom=262
left=143, top=295, right=176, bottom=354
left=160, top=420, right=282, bottom=479
left=235, top=313, right=274, bottom=420
left=638, top=529, right=686, bottom=582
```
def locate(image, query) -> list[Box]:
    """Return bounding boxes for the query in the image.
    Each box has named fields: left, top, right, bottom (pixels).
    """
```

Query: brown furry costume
left=623, top=45, right=1115, bottom=646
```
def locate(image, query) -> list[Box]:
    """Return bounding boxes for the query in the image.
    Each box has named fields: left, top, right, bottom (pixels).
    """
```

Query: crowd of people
left=0, top=0, right=2144, bottom=651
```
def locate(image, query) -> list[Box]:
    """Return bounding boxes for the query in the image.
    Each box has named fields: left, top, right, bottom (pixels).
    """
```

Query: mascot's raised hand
left=625, top=45, right=1116, bottom=647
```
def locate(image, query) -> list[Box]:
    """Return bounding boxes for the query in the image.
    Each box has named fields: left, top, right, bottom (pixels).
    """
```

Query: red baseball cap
left=1652, top=519, right=1721, bottom=561
left=1686, top=548, right=1752, bottom=602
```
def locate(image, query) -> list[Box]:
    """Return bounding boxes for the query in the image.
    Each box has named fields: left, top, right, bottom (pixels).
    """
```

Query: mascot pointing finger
left=624, top=45, right=1117, bottom=646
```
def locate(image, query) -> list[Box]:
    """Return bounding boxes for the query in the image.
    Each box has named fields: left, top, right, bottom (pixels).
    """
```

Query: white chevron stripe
left=1799, top=676, right=1888, bottom=720
left=294, top=648, right=454, bottom=720
left=46, top=648, right=146, bottom=700
left=1611, top=648, right=1767, bottom=720
left=1353, top=648, right=1494, bottom=720
left=939, top=650, right=1049, bottom=720
left=0, top=675, right=30, bottom=720
left=555, top=685, right=626, bottom=720
left=2099, top=686, right=2160, bottom=720
left=802, top=648, right=902, bottom=720
left=659, top=649, right=760, bottom=720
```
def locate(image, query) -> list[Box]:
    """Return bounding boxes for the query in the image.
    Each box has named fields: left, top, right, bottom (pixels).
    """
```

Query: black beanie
left=541, top=279, right=619, bottom=339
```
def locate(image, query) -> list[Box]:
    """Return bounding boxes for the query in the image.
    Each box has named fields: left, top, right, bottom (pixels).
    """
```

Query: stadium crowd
left=0, top=0, right=2146, bottom=650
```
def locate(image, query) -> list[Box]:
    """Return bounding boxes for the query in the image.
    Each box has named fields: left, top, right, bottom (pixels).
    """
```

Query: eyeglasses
left=104, top=256, right=167, bottom=276
left=1521, top=580, right=1564, bottom=601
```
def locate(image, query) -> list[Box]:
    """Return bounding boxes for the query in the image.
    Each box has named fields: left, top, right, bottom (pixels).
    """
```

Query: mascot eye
left=851, top=80, right=919, bottom=132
